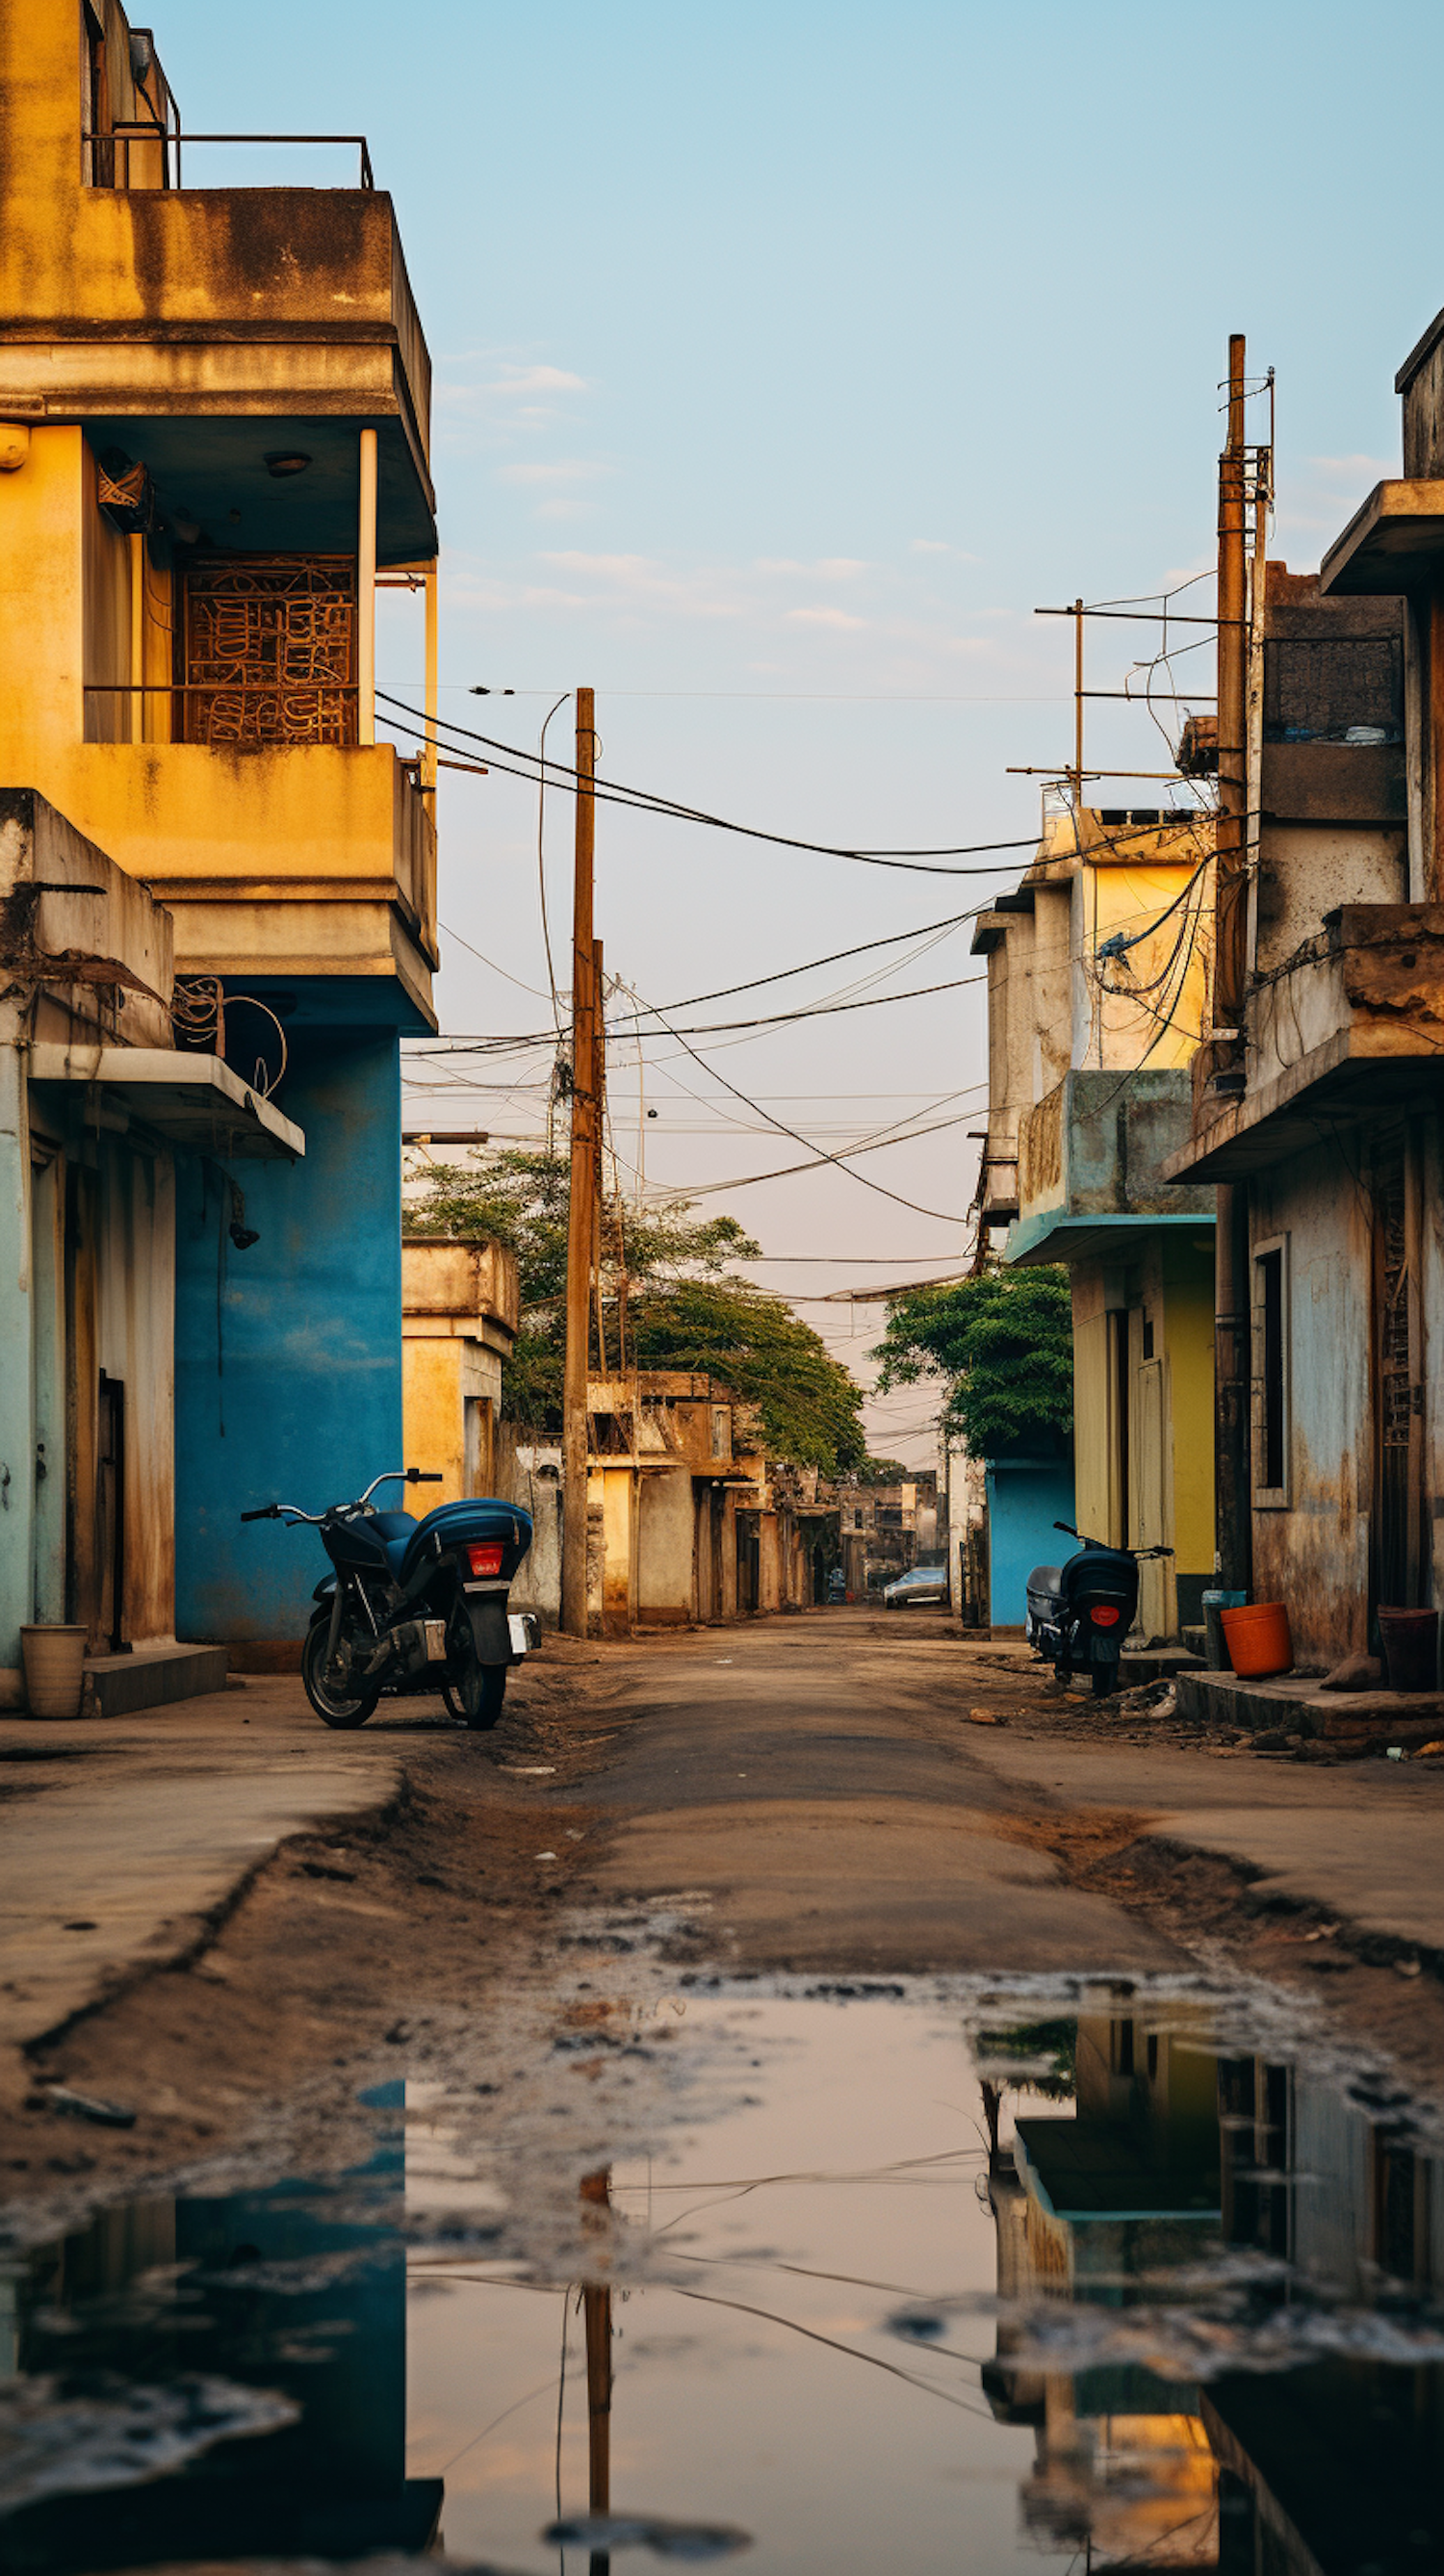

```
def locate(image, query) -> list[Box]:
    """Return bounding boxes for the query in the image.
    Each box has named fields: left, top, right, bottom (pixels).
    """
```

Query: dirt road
left=5, top=1606, right=1444, bottom=2229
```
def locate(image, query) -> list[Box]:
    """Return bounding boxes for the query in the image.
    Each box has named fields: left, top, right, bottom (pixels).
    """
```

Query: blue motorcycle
left=242, top=1469, right=535, bottom=1732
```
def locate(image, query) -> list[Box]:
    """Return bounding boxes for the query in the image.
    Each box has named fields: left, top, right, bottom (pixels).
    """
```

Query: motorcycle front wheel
left=302, top=1619, right=379, bottom=1730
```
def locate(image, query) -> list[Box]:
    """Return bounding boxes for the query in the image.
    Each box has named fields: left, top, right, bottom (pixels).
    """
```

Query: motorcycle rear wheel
left=451, top=1660, right=506, bottom=1731
left=302, top=1620, right=379, bottom=1730
left=1090, top=1662, right=1117, bottom=1697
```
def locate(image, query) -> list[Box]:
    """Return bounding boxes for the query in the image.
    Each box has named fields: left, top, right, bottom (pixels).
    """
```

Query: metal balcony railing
left=83, top=125, right=374, bottom=191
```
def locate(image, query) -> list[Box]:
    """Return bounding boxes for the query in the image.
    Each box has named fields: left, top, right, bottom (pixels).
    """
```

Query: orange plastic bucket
left=1220, top=1601, right=1293, bottom=1678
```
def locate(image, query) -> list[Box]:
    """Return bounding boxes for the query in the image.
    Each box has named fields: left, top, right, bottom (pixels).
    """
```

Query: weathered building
left=829, top=1471, right=939, bottom=1598
left=976, top=808, right=1216, bottom=1636
left=1164, top=310, right=1444, bottom=1666
left=1, top=790, right=299, bottom=1710
left=400, top=1236, right=518, bottom=1509
left=0, top=2, right=440, bottom=1656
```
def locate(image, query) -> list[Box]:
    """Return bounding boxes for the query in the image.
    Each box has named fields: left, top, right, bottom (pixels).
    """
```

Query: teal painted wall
left=985, top=1453, right=1076, bottom=1626
left=174, top=1000, right=404, bottom=1644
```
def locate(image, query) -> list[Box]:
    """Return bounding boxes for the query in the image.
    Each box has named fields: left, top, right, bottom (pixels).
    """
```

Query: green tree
left=406, top=1146, right=866, bottom=1470
left=871, top=1266, right=1072, bottom=1457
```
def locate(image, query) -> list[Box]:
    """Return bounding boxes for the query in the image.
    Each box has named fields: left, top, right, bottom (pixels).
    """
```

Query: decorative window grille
left=180, top=555, right=356, bottom=746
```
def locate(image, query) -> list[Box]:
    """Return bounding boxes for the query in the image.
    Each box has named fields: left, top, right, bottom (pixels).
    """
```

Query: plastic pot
left=19, top=1625, right=89, bottom=1718
left=1202, top=1588, right=1247, bottom=1670
left=1220, top=1601, right=1293, bottom=1679
left=1378, top=1607, right=1439, bottom=1693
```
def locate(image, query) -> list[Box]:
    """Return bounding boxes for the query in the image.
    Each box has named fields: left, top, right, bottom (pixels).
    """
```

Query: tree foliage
left=871, top=1266, right=1073, bottom=1456
left=406, top=1147, right=866, bottom=1471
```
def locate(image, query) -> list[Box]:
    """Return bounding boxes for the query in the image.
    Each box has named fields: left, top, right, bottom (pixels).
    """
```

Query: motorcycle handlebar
left=1052, top=1520, right=1174, bottom=1561
left=244, top=1468, right=444, bottom=1526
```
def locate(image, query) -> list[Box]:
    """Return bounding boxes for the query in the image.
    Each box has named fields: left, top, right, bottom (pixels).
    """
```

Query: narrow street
left=8, top=1610, right=1444, bottom=2192
left=7, top=1620, right=1444, bottom=2571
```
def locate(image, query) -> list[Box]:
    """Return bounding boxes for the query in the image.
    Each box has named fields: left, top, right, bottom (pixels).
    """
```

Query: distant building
left=975, top=806, right=1216, bottom=1637
left=827, top=1472, right=939, bottom=1598
left=583, top=1377, right=838, bottom=1634
left=401, top=1236, right=519, bottom=1508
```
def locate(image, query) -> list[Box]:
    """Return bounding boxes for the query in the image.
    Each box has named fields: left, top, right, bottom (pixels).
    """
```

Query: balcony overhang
left=1162, top=1028, right=1444, bottom=1182
left=1005, top=1209, right=1214, bottom=1267
left=1319, top=480, right=1444, bottom=600
left=29, top=1043, right=304, bottom=1159
left=77, top=411, right=433, bottom=564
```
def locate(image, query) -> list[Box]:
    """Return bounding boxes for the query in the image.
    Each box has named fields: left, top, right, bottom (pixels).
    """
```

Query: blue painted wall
left=985, top=1453, right=1076, bottom=1627
left=174, top=1000, right=404, bottom=1644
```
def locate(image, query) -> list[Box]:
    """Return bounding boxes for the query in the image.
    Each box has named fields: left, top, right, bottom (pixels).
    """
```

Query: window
left=1252, top=1236, right=1290, bottom=1505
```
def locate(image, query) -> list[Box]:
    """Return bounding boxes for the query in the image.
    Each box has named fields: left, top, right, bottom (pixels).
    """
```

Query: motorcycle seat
left=395, top=1496, right=532, bottom=1589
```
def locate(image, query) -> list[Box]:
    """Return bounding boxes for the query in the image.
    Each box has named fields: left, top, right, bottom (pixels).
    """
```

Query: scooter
left=241, top=1469, right=536, bottom=1732
left=1025, top=1521, right=1173, bottom=1697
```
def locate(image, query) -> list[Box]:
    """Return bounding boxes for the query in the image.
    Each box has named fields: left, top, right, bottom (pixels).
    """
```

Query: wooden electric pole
left=561, top=688, right=597, bottom=1637
left=1213, top=336, right=1253, bottom=1602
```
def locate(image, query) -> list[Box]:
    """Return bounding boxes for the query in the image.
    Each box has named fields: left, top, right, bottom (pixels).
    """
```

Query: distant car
left=882, top=1565, right=946, bottom=1610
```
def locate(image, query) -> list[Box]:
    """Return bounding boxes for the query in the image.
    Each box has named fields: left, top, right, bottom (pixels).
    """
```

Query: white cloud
left=908, top=538, right=978, bottom=560
left=786, top=605, right=867, bottom=631
left=493, top=363, right=588, bottom=395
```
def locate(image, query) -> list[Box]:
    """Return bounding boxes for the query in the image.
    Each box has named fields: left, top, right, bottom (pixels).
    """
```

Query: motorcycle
left=241, top=1469, right=537, bottom=1732
left=1024, top=1520, right=1173, bottom=1697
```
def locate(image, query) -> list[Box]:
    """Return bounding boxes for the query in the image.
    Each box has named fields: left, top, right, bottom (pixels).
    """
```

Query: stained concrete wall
left=496, top=1434, right=562, bottom=1627
left=1247, top=1134, right=1374, bottom=1665
left=638, top=1471, right=696, bottom=1624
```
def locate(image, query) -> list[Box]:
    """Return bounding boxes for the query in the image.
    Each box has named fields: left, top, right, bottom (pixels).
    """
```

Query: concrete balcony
left=1164, top=905, right=1444, bottom=1183
left=10, top=738, right=437, bottom=1023
left=0, top=190, right=433, bottom=558
left=1008, top=1069, right=1213, bottom=1265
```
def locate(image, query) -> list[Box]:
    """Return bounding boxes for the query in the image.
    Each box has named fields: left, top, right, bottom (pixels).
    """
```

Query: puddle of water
left=4, top=1978, right=1444, bottom=2574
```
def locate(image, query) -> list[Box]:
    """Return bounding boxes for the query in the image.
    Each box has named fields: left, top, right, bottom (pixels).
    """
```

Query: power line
left=627, top=987, right=969, bottom=1224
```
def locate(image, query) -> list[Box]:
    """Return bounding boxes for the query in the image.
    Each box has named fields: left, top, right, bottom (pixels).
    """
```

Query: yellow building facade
left=975, top=805, right=1217, bottom=1639
left=0, top=2, right=443, bottom=1653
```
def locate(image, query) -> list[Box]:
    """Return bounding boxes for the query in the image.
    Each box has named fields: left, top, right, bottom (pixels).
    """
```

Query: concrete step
left=82, top=1643, right=229, bottom=1719
left=1119, top=1643, right=1206, bottom=1686
left=1176, top=1665, right=1444, bottom=1748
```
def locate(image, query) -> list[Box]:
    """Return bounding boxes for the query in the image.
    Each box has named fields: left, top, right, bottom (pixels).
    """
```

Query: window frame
left=1251, top=1232, right=1291, bottom=1508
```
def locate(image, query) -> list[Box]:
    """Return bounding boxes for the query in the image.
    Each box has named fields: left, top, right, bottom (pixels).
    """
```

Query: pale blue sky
left=163, top=0, right=1442, bottom=1457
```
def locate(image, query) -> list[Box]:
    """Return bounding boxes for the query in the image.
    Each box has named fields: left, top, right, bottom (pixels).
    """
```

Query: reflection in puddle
left=3, top=1987, right=1444, bottom=2573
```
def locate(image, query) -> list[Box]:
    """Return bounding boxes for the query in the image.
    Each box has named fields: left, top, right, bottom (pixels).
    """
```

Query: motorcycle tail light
left=467, top=1541, right=504, bottom=1578
left=1089, top=1604, right=1122, bottom=1627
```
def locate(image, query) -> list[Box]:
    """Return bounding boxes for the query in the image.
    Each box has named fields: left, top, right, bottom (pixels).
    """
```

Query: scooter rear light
left=467, top=1541, right=504, bottom=1578
left=1089, top=1604, right=1122, bottom=1627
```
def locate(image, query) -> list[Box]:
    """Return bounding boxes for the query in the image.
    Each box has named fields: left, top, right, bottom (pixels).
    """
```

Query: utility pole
left=561, top=688, right=597, bottom=1638
left=592, top=935, right=608, bottom=1377
left=1213, top=336, right=1253, bottom=1600
left=1071, top=596, right=1085, bottom=824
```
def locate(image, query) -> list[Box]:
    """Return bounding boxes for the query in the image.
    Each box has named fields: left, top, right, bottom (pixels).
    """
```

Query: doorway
left=96, top=1372, right=126, bottom=1653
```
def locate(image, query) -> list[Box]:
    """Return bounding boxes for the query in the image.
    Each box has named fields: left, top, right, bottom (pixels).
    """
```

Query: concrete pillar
left=357, top=428, right=377, bottom=746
